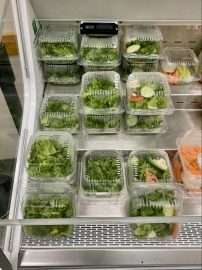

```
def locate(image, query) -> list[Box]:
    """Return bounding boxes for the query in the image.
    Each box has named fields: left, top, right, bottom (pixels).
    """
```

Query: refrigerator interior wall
left=1, top=0, right=202, bottom=269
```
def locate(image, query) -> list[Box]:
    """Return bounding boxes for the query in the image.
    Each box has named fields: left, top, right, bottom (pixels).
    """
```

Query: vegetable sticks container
left=176, top=130, right=202, bottom=191
left=38, top=24, right=79, bottom=64
left=78, top=35, right=120, bottom=67
left=161, top=47, right=199, bottom=84
left=122, top=26, right=163, bottom=59
left=127, top=149, right=173, bottom=188
left=44, top=64, right=81, bottom=85
left=126, top=72, right=173, bottom=115
left=121, top=57, right=159, bottom=82
left=80, top=71, right=123, bottom=113
left=40, top=94, right=80, bottom=133
left=82, top=112, right=123, bottom=134
left=124, top=114, right=168, bottom=134
left=80, top=150, right=126, bottom=199
left=128, top=183, right=185, bottom=239
left=25, top=131, right=77, bottom=183
left=22, top=191, right=75, bottom=238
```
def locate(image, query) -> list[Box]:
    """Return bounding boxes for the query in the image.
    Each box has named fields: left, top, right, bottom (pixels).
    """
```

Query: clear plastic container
left=124, top=114, right=168, bottom=134
left=25, top=131, right=76, bottom=182
left=83, top=65, right=119, bottom=73
left=80, top=150, right=126, bottom=198
left=82, top=111, right=123, bottom=134
left=80, top=71, right=123, bottom=113
left=40, top=94, right=80, bottom=133
left=128, top=183, right=185, bottom=239
left=122, top=26, right=163, bottom=59
left=198, top=51, right=202, bottom=82
left=44, top=64, right=81, bottom=85
left=22, top=191, right=74, bottom=238
left=161, top=47, right=199, bottom=84
left=127, top=149, right=173, bottom=188
left=38, top=24, right=79, bottom=63
left=126, top=72, right=173, bottom=115
left=176, top=130, right=202, bottom=186
left=78, top=35, right=120, bottom=67
left=121, top=57, right=159, bottom=82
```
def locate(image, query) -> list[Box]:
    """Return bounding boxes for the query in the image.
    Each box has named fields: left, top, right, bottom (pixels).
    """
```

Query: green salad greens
left=128, top=81, right=168, bottom=110
left=129, top=189, right=175, bottom=239
left=82, top=76, right=121, bottom=109
left=27, top=138, right=72, bottom=178
left=85, top=114, right=121, bottom=130
left=122, top=60, right=157, bottom=81
left=126, top=40, right=161, bottom=56
left=83, top=156, right=122, bottom=192
left=41, top=99, right=79, bottom=130
left=47, top=68, right=80, bottom=83
left=40, top=42, right=77, bottom=58
left=24, top=195, right=73, bottom=237
left=125, top=115, right=163, bottom=130
left=81, top=47, right=119, bottom=64
left=129, top=153, right=170, bottom=183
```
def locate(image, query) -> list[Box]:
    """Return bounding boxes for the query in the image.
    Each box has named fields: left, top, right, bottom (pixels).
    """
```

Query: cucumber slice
left=126, top=115, right=138, bottom=128
left=148, top=157, right=168, bottom=171
left=126, top=44, right=141, bottom=54
left=140, top=86, right=155, bottom=98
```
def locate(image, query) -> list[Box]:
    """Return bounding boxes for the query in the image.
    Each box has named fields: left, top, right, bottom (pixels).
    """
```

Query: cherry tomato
left=130, top=95, right=144, bottom=102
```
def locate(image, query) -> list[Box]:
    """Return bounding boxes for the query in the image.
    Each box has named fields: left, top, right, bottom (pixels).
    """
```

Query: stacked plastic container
left=121, top=26, right=163, bottom=81
left=160, top=47, right=199, bottom=84
left=124, top=72, right=173, bottom=133
left=79, top=149, right=127, bottom=215
left=40, top=93, right=80, bottom=133
left=80, top=71, right=124, bottom=134
left=177, top=130, right=202, bottom=194
left=78, top=34, right=121, bottom=72
left=198, top=50, right=202, bottom=83
left=37, top=24, right=81, bottom=85
left=128, top=183, right=184, bottom=239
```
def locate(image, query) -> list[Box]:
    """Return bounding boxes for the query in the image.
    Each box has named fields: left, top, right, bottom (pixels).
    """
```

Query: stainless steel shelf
left=30, top=0, right=202, bottom=24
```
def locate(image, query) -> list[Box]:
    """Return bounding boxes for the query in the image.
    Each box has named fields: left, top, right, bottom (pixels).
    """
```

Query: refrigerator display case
left=0, top=0, right=202, bottom=269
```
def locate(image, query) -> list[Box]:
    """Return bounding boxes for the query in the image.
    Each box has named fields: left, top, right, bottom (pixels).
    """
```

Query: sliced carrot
left=172, top=223, right=180, bottom=239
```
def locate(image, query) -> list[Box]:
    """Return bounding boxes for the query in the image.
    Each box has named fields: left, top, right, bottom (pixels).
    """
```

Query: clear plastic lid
left=123, top=26, right=163, bottom=59
left=80, top=150, right=126, bottom=197
left=124, top=114, right=167, bottom=134
left=25, top=131, right=77, bottom=182
left=126, top=72, right=173, bottom=115
left=44, top=64, right=81, bottom=85
left=38, top=24, right=79, bottom=62
left=121, top=57, right=159, bottom=82
left=176, top=130, right=202, bottom=183
left=127, top=149, right=173, bottom=188
left=82, top=112, right=123, bottom=134
left=22, top=191, right=74, bottom=238
left=128, top=183, right=185, bottom=239
left=40, top=94, right=80, bottom=133
left=79, top=35, right=120, bottom=67
left=161, top=47, right=199, bottom=84
left=80, top=71, right=123, bottom=113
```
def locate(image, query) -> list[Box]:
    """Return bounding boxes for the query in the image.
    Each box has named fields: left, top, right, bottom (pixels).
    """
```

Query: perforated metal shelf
left=21, top=222, right=201, bottom=249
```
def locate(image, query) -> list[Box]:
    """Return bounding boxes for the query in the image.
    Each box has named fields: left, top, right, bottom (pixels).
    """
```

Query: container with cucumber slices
left=127, top=149, right=173, bottom=188
left=122, top=26, right=163, bottom=59
left=126, top=72, right=174, bottom=115
left=124, top=114, right=168, bottom=134
left=128, top=183, right=185, bottom=239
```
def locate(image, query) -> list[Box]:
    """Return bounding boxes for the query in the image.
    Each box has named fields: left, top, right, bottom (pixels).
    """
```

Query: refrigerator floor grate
left=21, top=222, right=202, bottom=249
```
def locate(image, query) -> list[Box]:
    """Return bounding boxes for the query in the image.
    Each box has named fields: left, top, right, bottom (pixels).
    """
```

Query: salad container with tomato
left=126, top=72, right=173, bottom=115
left=127, top=149, right=173, bottom=189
